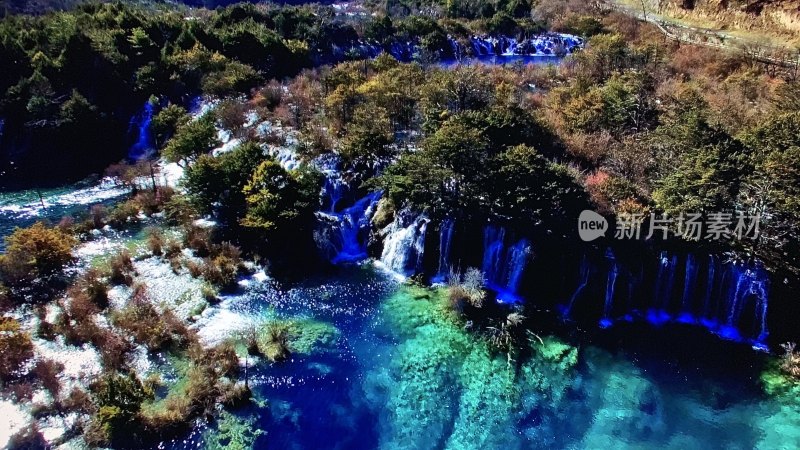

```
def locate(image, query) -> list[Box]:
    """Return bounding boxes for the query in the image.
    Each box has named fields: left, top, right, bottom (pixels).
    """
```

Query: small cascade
left=432, top=218, right=456, bottom=283
left=319, top=192, right=381, bottom=264
left=701, top=254, right=717, bottom=320
left=677, top=254, right=698, bottom=323
left=649, top=252, right=677, bottom=324
left=481, top=224, right=531, bottom=303
left=562, top=255, right=590, bottom=317
left=313, top=153, right=380, bottom=264
left=505, top=238, right=530, bottom=293
left=380, top=211, right=430, bottom=276
left=482, top=225, right=506, bottom=284
left=128, top=102, right=155, bottom=160
left=600, top=249, right=618, bottom=328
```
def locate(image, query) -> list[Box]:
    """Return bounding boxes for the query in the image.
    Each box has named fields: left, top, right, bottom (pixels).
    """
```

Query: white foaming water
left=0, top=400, right=31, bottom=448
left=133, top=256, right=206, bottom=320
left=0, top=177, right=130, bottom=219
left=380, top=212, right=429, bottom=276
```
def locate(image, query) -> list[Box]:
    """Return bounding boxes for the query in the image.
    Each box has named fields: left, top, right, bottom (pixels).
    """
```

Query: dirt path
left=605, top=0, right=800, bottom=67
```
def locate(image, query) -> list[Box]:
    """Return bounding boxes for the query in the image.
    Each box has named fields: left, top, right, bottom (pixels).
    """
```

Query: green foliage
left=163, top=114, right=220, bottom=166
left=560, top=15, right=605, bottom=37
left=183, top=141, right=267, bottom=221
left=151, top=104, right=190, bottom=148
left=0, top=222, right=76, bottom=286
left=490, top=144, right=588, bottom=228
left=87, top=371, right=154, bottom=446
left=241, top=160, right=322, bottom=233
left=340, top=104, right=395, bottom=169
left=653, top=135, right=745, bottom=216
left=558, top=71, right=656, bottom=137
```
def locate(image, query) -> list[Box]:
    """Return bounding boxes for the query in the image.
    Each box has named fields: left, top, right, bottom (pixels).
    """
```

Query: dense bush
left=0, top=222, right=76, bottom=286
left=70, top=268, right=110, bottom=309
left=112, top=284, right=191, bottom=351
left=0, top=318, right=34, bottom=381
left=109, top=250, right=135, bottom=285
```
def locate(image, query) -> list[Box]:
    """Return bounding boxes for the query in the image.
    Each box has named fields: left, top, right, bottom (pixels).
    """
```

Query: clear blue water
left=0, top=178, right=129, bottom=250
left=158, top=265, right=800, bottom=450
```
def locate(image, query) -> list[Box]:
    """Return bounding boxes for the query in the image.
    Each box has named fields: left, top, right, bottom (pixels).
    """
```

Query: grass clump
left=251, top=318, right=339, bottom=362
left=201, top=255, right=240, bottom=289
left=34, top=359, right=65, bottom=398
left=139, top=341, right=245, bottom=431
left=447, top=267, right=486, bottom=312
left=112, top=284, right=191, bottom=352
left=0, top=317, right=34, bottom=381
left=86, top=340, right=245, bottom=447
left=256, top=321, right=291, bottom=362
left=109, top=249, right=135, bottom=285
left=781, top=342, right=800, bottom=378
left=146, top=227, right=165, bottom=256
left=68, top=268, right=110, bottom=309
left=201, top=283, right=220, bottom=303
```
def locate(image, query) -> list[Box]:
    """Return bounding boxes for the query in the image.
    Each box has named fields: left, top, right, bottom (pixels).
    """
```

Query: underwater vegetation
left=203, top=411, right=264, bottom=450
left=247, top=317, right=340, bottom=363
left=364, top=285, right=579, bottom=450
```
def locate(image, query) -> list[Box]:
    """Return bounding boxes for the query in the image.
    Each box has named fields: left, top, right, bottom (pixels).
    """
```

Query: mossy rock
left=761, top=360, right=800, bottom=400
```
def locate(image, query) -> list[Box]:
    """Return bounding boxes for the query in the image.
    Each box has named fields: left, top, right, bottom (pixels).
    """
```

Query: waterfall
left=128, top=102, right=155, bottom=160
left=380, top=212, right=430, bottom=276
left=506, top=239, right=530, bottom=293
left=432, top=218, right=456, bottom=283
left=577, top=249, right=773, bottom=349
left=481, top=225, right=531, bottom=303
left=677, top=254, right=698, bottom=323
left=482, top=225, right=506, bottom=284
left=600, top=249, right=618, bottom=328
left=701, top=255, right=717, bottom=320
left=562, top=255, right=590, bottom=317
left=319, top=192, right=381, bottom=264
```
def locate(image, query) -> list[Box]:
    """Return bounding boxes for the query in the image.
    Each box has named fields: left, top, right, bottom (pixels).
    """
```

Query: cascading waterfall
left=702, top=254, right=717, bottom=321
left=482, top=225, right=506, bottom=284
left=312, top=153, right=382, bottom=264
left=340, top=33, right=585, bottom=63
left=319, top=192, right=381, bottom=264
left=481, top=225, right=531, bottom=303
left=432, top=218, right=456, bottom=283
left=380, top=212, right=430, bottom=276
left=128, top=102, right=155, bottom=160
left=566, top=249, right=773, bottom=349
left=677, top=254, right=698, bottom=323
left=562, top=255, right=590, bottom=317
left=466, top=33, right=583, bottom=57
left=600, top=249, right=618, bottom=328
left=649, top=253, right=678, bottom=324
